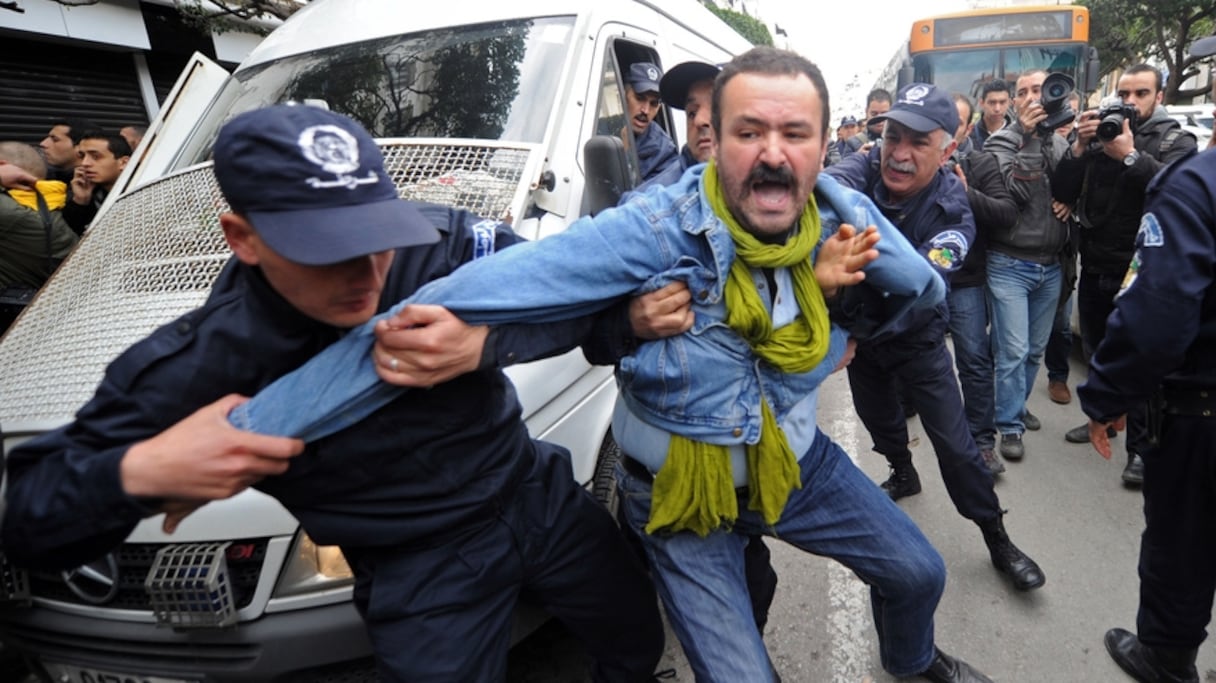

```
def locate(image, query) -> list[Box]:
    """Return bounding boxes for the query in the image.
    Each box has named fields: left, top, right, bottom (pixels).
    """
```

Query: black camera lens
left=1046, top=82, right=1067, bottom=98
left=1097, top=115, right=1125, bottom=141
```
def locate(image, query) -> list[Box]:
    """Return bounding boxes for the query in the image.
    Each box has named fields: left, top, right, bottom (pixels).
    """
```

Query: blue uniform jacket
left=1078, top=149, right=1216, bottom=421
left=2, top=203, right=627, bottom=571
left=636, top=123, right=680, bottom=182
left=824, top=145, right=975, bottom=342
left=231, top=169, right=945, bottom=450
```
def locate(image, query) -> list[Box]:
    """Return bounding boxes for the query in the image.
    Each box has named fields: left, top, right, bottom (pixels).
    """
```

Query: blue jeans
left=986, top=252, right=1061, bottom=435
left=946, top=285, right=996, bottom=449
left=616, top=432, right=945, bottom=681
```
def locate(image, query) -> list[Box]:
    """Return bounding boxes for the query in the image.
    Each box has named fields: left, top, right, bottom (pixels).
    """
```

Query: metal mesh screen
left=0, top=140, right=539, bottom=426
left=145, top=542, right=236, bottom=629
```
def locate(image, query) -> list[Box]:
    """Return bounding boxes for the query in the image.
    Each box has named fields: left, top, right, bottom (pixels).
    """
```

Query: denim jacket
left=231, top=168, right=945, bottom=446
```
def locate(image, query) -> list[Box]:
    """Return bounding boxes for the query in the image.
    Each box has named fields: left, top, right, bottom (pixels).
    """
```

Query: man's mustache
left=747, top=164, right=794, bottom=186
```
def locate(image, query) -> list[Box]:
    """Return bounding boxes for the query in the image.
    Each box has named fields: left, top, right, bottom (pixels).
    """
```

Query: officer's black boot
left=1104, top=628, right=1199, bottom=683
left=978, top=515, right=1045, bottom=591
left=880, top=458, right=921, bottom=501
left=919, top=648, right=994, bottom=683
left=1122, top=451, right=1145, bottom=486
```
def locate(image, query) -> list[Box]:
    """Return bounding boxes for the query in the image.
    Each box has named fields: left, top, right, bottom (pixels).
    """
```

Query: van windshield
left=178, top=16, right=574, bottom=166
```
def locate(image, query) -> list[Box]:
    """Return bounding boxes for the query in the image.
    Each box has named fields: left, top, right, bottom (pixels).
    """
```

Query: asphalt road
left=506, top=346, right=1216, bottom=682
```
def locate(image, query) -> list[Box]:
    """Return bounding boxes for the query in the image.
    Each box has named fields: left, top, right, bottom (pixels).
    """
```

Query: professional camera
left=1095, top=95, right=1139, bottom=141
left=1035, top=72, right=1077, bottom=135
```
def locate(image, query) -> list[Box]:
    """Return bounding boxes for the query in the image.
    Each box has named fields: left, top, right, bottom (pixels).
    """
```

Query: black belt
left=1162, top=387, right=1216, bottom=417
left=622, top=454, right=750, bottom=496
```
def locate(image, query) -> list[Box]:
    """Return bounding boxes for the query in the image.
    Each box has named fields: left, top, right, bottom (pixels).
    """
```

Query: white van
left=0, top=1, right=748, bottom=680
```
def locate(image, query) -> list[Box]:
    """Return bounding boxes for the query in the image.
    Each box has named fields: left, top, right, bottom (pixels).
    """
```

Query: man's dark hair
left=952, top=93, right=974, bottom=126
left=866, top=88, right=892, bottom=107
left=979, top=79, right=1010, bottom=100
left=711, top=46, right=830, bottom=139
left=50, top=118, right=102, bottom=145
left=1124, top=63, right=1164, bottom=92
left=78, top=132, right=133, bottom=159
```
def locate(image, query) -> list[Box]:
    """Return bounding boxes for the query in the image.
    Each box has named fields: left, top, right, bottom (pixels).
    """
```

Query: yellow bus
left=881, top=5, right=1100, bottom=100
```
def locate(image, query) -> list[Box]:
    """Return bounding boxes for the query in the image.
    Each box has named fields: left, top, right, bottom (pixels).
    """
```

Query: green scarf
left=646, top=160, right=831, bottom=536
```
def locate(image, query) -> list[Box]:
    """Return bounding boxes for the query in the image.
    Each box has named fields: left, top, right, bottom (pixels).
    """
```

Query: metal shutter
left=0, top=36, right=149, bottom=146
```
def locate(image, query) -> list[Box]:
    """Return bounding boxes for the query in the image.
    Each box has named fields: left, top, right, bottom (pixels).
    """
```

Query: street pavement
left=507, top=347, right=1216, bottom=682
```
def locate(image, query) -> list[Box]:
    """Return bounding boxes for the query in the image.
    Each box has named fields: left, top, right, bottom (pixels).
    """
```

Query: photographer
left=1052, top=64, right=1197, bottom=486
left=983, top=69, right=1072, bottom=462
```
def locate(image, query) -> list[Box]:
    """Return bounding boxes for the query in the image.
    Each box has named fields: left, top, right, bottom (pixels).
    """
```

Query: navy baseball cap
left=840, top=115, right=859, bottom=126
left=212, top=104, right=439, bottom=266
left=626, top=62, right=663, bottom=95
left=872, top=83, right=959, bottom=135
left=659, top=61, right=720, bottom=110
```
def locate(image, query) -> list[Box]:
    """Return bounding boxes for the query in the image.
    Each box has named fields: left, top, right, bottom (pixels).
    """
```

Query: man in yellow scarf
left=356, top=48, right=994, bottom=683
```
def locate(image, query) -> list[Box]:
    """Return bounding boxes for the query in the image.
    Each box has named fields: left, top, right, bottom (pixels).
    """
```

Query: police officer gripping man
left=1079, top=147, right=1216, bottom=683
left=1, top=105, right=681, bottom=681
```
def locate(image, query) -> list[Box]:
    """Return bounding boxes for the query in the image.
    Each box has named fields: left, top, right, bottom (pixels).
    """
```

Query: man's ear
left=942, top=138, right=959, bottom=164
left=220, top=212, right=260, bottom=265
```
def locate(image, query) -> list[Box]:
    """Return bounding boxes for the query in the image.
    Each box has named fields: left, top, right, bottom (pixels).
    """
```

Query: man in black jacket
left=947, top=93, right=1018, bottom=474
left=1052, top=64, right=1197, bottom=486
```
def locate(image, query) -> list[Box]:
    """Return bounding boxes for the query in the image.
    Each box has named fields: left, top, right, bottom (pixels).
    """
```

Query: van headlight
left=273, top=532, right=354, bottom=597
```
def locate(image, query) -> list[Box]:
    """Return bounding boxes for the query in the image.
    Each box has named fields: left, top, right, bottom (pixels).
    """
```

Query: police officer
left=825, top=83, right=1045, bottom=592
left=2, top=105, right=674, bottom=681
left=1080, top=146, right=1215, bottom=683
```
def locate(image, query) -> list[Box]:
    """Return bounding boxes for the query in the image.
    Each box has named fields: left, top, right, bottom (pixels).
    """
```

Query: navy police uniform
left=2, top=203, right=663, bottom=682
left=1079, top=148, right=1216, bottom=656
left=826, top=149, right=1001, bottom=523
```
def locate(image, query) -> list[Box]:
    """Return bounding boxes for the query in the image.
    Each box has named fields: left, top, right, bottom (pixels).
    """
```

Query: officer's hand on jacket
left=815, top=223, right=880, bottom=298
left=374, top=304, right=489, bottom=387
left=629, top=282, right=693, bottom=340
left=119, top=394, right=305, bottom=533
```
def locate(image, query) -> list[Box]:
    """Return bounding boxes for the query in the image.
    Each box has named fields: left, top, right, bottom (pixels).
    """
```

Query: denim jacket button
left=732, top=427, right=743, bottom=437
left=697, top=290, right=709, bottom=301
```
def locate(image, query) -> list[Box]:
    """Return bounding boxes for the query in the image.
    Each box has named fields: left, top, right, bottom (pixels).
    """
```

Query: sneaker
left=999, top=432, right=1024, bottom=461
left=1022, top=410, right=1041, bottom=431
left=980, top=447, right=1006, bottom=475
left=1065, top=423, right=1118, bottom=444
left=1048, top=380, right=1072, bottom=404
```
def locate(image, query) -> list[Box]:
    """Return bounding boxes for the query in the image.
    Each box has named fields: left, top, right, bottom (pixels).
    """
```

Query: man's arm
left=3, top=388, right=303, bottom=570
left=0, top=163, right=36, bottom=190
left=964, top=151, right=1019, bottom=233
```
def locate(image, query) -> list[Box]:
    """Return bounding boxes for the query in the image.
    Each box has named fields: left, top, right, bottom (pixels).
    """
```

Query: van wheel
left=591, top=434, right=622, bottom=516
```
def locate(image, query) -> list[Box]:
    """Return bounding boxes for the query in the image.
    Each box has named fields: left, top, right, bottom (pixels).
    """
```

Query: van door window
left=590, top=42, right=672, bottom=185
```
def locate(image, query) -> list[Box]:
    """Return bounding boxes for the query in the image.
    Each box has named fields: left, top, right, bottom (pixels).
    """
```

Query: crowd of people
left=0, top=118, right=142, bottom=332
left=1, top=38, right=1214, bottom=683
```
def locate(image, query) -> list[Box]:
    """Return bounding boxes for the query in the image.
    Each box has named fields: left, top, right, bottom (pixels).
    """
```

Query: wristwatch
left=1122, top=150, right=1141, bottom=167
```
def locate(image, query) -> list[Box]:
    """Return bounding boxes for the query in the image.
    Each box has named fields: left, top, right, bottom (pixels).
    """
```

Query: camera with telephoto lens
left=1034, top=72, right=1077, bottom=135
left=1095, top=95, right=1139, bottom=141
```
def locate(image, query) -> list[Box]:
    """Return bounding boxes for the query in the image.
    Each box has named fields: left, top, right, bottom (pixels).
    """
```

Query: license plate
left=41, top=660, right=198, bottom=683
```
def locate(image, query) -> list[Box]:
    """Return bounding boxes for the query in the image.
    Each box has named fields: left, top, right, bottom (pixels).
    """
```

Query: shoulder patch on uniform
left=471, top=219, right=498, bottom=260
left=1117, top=249, right=1141, bottom=299
left=1137, top=212, right=1164, bottom=248
left=927, top=229, right=970, bottom=270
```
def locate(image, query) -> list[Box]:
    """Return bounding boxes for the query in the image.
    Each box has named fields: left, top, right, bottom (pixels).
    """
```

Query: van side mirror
left=582, top=135, right=635, bottom=216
